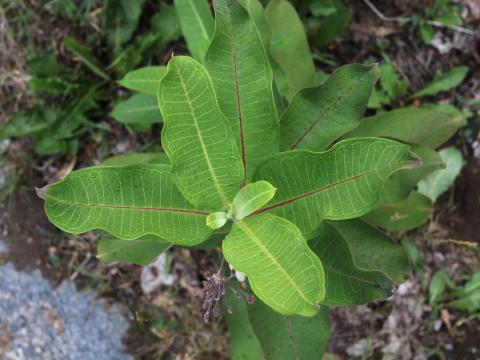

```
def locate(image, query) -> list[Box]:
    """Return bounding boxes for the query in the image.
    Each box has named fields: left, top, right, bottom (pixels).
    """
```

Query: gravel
left=0, top=262, right=133, bottom=360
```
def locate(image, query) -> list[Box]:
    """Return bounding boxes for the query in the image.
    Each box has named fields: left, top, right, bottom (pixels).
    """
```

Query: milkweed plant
left=38, top=0, right=463, bottom=357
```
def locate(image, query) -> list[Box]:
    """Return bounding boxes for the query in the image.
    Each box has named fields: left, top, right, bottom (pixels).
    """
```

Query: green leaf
left=429, top=269, right=453, bottom=304
left=101, top=0, right=145, bottom=56
left=206, top=212, right=228, bottom=229
left=97, top=235, right=171, bottom=266
left=230, top=180, right=276, bottom=220
left=363, top=191, right=432, bottom=231
left=101, top=153, right=170, bottom=166
left=254, top=138, right=415, bottom=236
left=249, top=299, right=330, bottom=359
left=158, top=56, right=244, bottom=210
left=174, top=0, right=215, bottom=62
left=42, top=164, right=213, bottom=245
left=264, top=0, right=316, bottom=99
left=111, top=94, right=162, bottom=129
left=225, top=296, right=263, bottom=360
left=0, top=107, right=59, bottom=139
left=64, top=36, right=109, bottom=80
left=223, top=214, right=325, bottom=315
left=310, top=222, right=393, bottom=305
left=280, top=64, right=379, bottom=151
left=419, top=24, right=435, bottom=44
left=412, top=66, right=469, bottom=98
left=418, top=146, right=464, bottom=202
left=205, top=0, right=280, bottom=182
left=311, top=0, right=352, bottom=46
left=327, top=219, right=411, bottom=284
left=118, top=66, right=167, bottom=95
left=344, top=108, right=463, bottom=149
left=450, top=273, right=480, bottom=312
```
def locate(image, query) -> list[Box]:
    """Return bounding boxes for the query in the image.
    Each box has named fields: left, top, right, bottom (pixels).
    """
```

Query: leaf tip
left=35, top=186, right=46, bottom=200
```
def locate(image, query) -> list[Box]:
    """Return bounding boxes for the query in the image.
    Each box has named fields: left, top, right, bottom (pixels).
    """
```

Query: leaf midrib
left=254, top=168, right=379, bottom=215
left=173, top=60, right=229, bottom=208
left=289, top=68, right=375, bottom=150
left=236, top=220, right=316, bottom=308
left=188, top=0, right=211, bottom=46
left=45, top=193, right=209, bottom=215
left=224, top=4, right=248, bottom=185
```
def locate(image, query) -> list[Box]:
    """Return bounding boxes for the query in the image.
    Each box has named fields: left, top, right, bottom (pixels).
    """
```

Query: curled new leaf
left=230, top=180, right=276, bottom=220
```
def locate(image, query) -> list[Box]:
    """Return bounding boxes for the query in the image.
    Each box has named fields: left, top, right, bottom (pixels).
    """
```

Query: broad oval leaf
left=223, top=214, right=325, bottom=316
left=344, top=108, right=463, bottom=149
left=264, top=0, right=316, bottom=99
left=230, top=180, right=276, bottom=220
left=42, top=164, right=213, bottom=245
left=205, top=0, right=280, bottom=183
left=111, top=94, right=162, bottom=130
left=174, top=0, right=215, bottom=62
left=327, top=219, right=411, bottom=284
left=363, top=191, right=433, bottom=231
left=254, top=138, right=415, bottom=236
left=309, top=222, right=393, bottom=306
left=249, top=299, right=330, bottom=360
left=280, top=64, right=379, bottom=151
left=158, top=56, right=243, bottom=210
left=97, top=235, right=171, bottom=266
left=118, top=66, right=167, bottom=95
